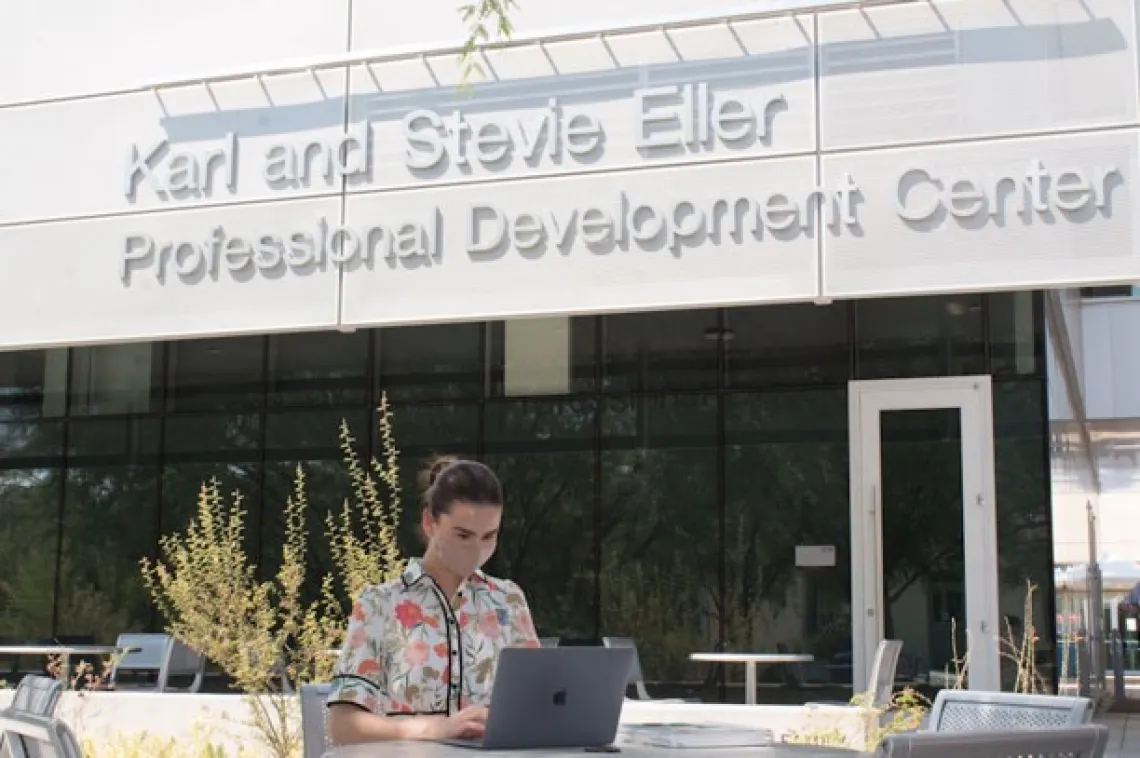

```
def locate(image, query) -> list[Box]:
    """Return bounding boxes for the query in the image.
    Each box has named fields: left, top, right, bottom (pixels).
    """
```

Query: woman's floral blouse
left=327, top=559, right=539, bottom=716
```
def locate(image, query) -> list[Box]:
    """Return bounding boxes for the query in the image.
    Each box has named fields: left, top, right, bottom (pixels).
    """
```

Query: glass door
left=849, top=377, right=1000, bottom=692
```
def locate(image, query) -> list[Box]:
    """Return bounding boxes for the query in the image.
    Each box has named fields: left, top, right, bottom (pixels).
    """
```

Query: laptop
left=441, top=645, right=634, bottom=750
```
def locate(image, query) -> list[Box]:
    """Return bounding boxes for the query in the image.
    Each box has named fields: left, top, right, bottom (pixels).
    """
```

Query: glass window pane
left=69, top=343, right=161, bottom=416
left=388, top=403, right=480, bottom=555
left=725, top=303, right=850, bottom=388
left=378, top=323, right=484, bottom=401
left=60, top=418, right=159, bottom=642
left=0, top=421, right=63, bottom=640
left=483, top=399, right=596, bottom=641
left=603, top=309, right=719, bottom=392
left=0, top=349, right=67, bottom=420
left=856, top=295, right=985, bottom=379
left=267, top=331, right=370, bottom=407
left=488, top=316, right=596, bottom=397
left=160, top=414, right=261, bottom=550
left=725, top=391, right=850, bottom=703
left=262, top=409, right=370, bottom=605
left=879, top=408, right=964, bottom=691
left=601, top=394, right=718, bottom=698
left=167, top=336, right=265, bottom=413
left=993, top=380, right=1054, bottom=689
left=988, top=292, right=1042, bottom=378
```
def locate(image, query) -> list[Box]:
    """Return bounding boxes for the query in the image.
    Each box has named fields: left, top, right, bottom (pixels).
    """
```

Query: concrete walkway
left=1100, top=714, right=1140, bottom=757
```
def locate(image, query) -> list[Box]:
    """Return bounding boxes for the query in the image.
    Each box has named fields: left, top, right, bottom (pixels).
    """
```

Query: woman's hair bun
left=418, top=455, right=504, bottom=521
left=419, top=454, right=458, bottom=492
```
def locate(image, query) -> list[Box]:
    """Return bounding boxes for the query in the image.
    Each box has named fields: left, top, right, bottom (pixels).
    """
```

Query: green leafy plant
left=140, top=396, right=405, bottom=758
left=81, top=721, right=252, bottom=758
left=46, top=654, right=116, bottom=691
left=944, top=579, right=1047, bottom=694
left=326, top=393, right=406, bottom=603
left=141, top=470, right=340, bottom=758
left=783, top=686, right=931, bottom=751
left=458, top=0, right=518, bottom=82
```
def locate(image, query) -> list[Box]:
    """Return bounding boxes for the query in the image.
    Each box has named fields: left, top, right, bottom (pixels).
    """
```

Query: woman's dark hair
left=418, top=455, right=503, bottom=518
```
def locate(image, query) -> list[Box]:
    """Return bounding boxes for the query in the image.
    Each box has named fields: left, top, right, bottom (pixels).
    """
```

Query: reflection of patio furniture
left=809, top=639, right=902, bottom=708
left=300, top=683, right=332, bottom=758
left=0, top=642, right=134, bottom=688
left=688, top=652, right=814, bottom=705
left=538, top=637, right=561, bottom=648
left=602, top=637, right=696, bottom=703
left=108, top=633, right=205, bottom=693
left=925, top=690, right=1094, bottom=732
left=879, top=724, right=1108, bottom=758
left=0, top=638, right=95, bottom=679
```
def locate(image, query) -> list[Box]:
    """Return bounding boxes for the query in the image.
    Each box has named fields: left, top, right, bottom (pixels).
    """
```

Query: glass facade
left=0, top=292, right=1054, bottom=700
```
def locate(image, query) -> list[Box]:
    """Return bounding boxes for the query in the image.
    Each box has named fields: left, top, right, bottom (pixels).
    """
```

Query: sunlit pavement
left=1098, top=713, right=1140, bottom=757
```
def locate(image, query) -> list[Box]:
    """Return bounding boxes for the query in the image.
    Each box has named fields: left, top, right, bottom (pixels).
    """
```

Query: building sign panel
left=819, top=131, right=1140, bottom=298
left=0, top=199, right=341, bottom=348
left=345, top=16, right=814, bottom=191
left=3, top=0, right=1140, bottom=348
left=339, top=156, right=824, bottom=326
left=0, top=71, right=349, bottom=222
left=817, top=0, right=1136, bottom=150
left=0, top=17, right=813, bottom=224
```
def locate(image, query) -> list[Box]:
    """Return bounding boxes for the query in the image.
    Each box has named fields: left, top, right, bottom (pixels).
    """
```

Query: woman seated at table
left=326, top=456, right=540, bottom=746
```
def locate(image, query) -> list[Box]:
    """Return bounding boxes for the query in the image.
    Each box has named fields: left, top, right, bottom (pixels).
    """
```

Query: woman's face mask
left=424, top=502, right=502, bottom=579
left=435, top=538, right=496, bottom=578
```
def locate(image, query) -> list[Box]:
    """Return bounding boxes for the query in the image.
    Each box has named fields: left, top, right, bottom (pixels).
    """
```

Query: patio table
left=0, top=644, right=137, bottom=687
left=324, top=742, right=863, bottom=757
left=689, top=652, right=815, bottom=705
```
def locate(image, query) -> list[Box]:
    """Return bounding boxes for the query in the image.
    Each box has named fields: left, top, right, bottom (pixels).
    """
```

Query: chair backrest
left=877, top=724, right=1109, bottom=758
left=110, top=633, right=171, bottom=678
left=867, top=639, right=904, bottom=707
left=160, top=638, right=206, bottom=692
left=0, top=711, right=86, bottom=758
left=50, top=716, right=86, bottom=758
left=601, top=637, right=650, bottom=700
left=538, top=637, right=560, bottom=648
left=10, top=675, right=63, bottom=717
left=300, top=683, right=333, bottom=758
left=927, top=690, right=1094, bottom=733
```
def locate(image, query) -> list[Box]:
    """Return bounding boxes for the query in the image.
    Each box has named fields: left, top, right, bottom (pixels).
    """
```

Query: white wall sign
left=0, top=0, right=1138, bottom=347
left=796, top=545, right=837, bottom=568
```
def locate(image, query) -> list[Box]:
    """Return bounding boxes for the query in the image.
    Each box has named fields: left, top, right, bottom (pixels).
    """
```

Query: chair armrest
left=0, top=713, right=54, bottom=743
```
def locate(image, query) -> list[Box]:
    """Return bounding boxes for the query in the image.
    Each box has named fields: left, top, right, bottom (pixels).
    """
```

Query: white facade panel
left=0, top=0, right=1137, bottom=347
left=0, top=72, right=348, bottom=222
left=339, top=157, right=822, bottom=327
left=344, top=16, right=814, bottom=193
left=820, top=131, right=1140, bottom=298
left=1082, top=300, right=1140, bottom=419
left=0, top=199, right=342, bottom=348
left=1, top=0, right=351, bottom=106
left=818, top=0, right=1138, bottom=150
left=349, top=0, right=781, bottom=52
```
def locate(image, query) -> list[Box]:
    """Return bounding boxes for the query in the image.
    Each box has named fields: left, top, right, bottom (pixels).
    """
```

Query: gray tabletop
left=324, top=742, right=865, bottom=757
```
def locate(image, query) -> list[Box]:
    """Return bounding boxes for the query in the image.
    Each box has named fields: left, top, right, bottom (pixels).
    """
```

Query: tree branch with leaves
left=458, top=0, right=518, bottom=81
left=140, top=395, right=406, bottom=758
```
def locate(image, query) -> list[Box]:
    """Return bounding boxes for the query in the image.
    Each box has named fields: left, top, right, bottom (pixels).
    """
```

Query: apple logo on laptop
left=552, top=688, right=567, bottom=706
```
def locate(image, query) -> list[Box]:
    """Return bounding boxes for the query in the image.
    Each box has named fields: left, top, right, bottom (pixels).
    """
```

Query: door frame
left=848, top=376, right=1000, bottom=692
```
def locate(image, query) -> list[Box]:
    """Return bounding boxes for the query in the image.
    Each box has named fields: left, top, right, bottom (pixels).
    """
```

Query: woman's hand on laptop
left=434, top=705, right=489, bottom=740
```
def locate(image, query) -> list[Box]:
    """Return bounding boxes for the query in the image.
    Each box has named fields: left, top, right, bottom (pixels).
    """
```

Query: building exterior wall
left=0, top=294, right=1051, bottom=699
left=0, top=0, right=1136, bottom=348
left=1075, top=296, right=1140, bottom=563
left=3, top=0, right=1140, bottom=698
